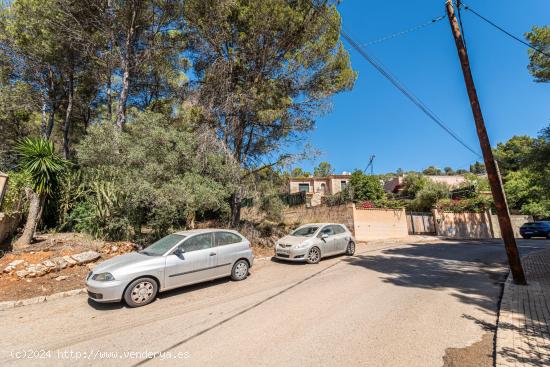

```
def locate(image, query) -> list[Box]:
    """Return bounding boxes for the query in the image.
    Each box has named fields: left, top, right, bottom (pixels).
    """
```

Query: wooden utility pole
left=445, top=0, right=526, bottom=285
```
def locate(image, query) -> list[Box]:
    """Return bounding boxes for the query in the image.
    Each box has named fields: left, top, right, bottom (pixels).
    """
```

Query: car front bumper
left=274, top=247, right=309, bottom=262
left=86, top=279, right=127, bottom=303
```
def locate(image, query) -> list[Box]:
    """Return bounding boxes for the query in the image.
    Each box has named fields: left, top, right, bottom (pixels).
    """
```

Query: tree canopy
left=313, top=162, right=334, bottom=177
left=526, top=26, right=550, bottom=83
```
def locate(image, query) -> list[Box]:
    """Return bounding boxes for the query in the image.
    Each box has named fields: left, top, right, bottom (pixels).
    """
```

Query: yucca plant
left=13, top=137, right=69, bottom=249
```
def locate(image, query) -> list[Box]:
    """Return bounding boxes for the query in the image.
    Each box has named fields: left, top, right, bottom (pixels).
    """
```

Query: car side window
left=215, top=232, right=242, bottom=247
left=179, top=233, right=213, bottom=253
left=332, top=225, right=345, bottom=234
left=319, top=226, right=335, bottom=237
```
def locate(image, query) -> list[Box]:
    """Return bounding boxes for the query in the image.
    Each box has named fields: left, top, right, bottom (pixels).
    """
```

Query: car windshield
left=291, top=226, right=319, bottom=237
left=140, top=234, right=186, bottom=256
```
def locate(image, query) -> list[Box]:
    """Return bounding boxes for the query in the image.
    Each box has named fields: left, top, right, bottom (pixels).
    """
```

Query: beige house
left=383, top=175, right=470, bottom=193
left=289, top=174, right=351, bottom=196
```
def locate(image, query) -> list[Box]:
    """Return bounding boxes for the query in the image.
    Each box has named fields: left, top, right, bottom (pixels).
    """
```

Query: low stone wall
left=490, top=214, right=532, bottom=239
left=433, top=209, right=492, bottom=239
left=282, top=203, right=355, bottom=233
left=244, top=204, right=410, bottom=241
left=0, top=212, right=21, bottom=244
left=353, top=208, right=409, bottom=241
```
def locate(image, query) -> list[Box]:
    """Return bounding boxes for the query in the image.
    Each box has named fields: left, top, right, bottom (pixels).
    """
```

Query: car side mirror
left=320, top=233, right=329, bottom=240
left=173, top=247, right=185, bottom=259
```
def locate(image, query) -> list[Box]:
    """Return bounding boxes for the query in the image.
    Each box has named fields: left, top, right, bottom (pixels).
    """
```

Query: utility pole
left=445, top=0, right=526, bottom=285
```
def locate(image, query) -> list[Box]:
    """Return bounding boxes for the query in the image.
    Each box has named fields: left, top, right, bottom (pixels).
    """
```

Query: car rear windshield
left=291, top=226, right=319, bottom=237
left=140, top=234, right=186, bottom=256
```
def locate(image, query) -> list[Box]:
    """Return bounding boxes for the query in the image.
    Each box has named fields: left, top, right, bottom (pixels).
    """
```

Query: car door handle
left=209, top=253, right=216, bottom=256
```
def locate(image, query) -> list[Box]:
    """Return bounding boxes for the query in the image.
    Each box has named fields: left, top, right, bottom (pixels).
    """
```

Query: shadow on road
left=343, top=240, right=509, bottom=312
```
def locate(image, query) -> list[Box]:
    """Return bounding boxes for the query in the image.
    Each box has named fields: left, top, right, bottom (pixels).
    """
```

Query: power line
left=456, top=0, right=467, bottom=49
left=462, top=4, right=550, bottom=59
left=301, top=0, right=482, bottom=158
left=360, top=15, right=446, bottom=47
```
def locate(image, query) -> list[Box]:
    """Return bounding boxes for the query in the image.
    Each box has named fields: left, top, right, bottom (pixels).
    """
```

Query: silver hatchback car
left=86, top=229, right=254, bottom=307
left=275, top=223, right=355, bottom=264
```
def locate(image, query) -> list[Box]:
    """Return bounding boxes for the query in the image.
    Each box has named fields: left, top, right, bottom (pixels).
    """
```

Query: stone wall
left=244, top=203, right=410, bottom=242
left=353, top=207, right=409, bottom=241
left=433, top=209, right=492, bottom=239
left=0, top=212, right=21, bottom=244
left=282, top=203, right=355, bottom=233
left=490, top=214, right=533, bottom=239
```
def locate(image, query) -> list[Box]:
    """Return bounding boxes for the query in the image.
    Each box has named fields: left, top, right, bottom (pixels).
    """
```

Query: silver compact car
left=86, top=229, right=254, bottom=307
left=275, top=223, right=355, bottom=264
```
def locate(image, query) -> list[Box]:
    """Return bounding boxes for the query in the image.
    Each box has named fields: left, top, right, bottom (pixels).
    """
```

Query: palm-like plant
left=13, top=138, right=69, bottom=249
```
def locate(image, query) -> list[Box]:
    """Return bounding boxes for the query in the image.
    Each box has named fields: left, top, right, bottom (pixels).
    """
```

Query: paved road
left=0, top=239, right=548, bottom=367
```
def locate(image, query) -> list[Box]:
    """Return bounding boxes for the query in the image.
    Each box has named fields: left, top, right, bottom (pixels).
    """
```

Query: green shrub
left=73, top=111, right=238, bottom=239
left=259, top=195, right=285, bottom=222
left=436, top=196, right=492, bottom=213
left=0, top=171, right=30, bottom=214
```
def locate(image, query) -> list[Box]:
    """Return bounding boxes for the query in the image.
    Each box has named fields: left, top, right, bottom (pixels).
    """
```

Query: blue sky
left=289, top=0, right=550, bottom=175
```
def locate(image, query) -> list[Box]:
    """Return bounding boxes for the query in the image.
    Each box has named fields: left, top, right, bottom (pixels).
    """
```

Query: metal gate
left=406, top=212, right=436, bottom=235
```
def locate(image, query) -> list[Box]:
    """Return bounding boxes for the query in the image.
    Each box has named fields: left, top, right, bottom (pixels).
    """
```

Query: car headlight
left=294, top=242, right=308, bottom=249
left=92, top=272, right=115, bottom=281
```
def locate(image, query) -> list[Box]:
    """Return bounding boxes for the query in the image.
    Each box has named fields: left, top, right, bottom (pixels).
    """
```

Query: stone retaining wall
left=353, top=207, right=409, bottom=241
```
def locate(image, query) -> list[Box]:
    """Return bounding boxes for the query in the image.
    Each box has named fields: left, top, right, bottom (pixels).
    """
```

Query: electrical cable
left=456, top=0, right=467, bottom=50
left=300, top=0, right=482, bottom=158
left=462, top=4, right=550, bottom=59
left=360, top=14, right=446, bottom=47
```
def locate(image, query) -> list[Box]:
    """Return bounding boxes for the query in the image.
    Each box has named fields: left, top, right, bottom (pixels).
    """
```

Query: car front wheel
left=124, top=277, right=158, bottom=308
left=306, top=247, right=321, bottom=264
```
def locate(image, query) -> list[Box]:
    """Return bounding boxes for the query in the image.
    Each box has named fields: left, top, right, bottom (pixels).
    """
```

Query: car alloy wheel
left=346, top=241, right=356, bottom=256
left=307, top=247, right=321, bottom=264
left=124, top=277, right=158, bottom=308
left=231, top=260, right=249, bottom=281
left=131, top=281, right=155, bottom=304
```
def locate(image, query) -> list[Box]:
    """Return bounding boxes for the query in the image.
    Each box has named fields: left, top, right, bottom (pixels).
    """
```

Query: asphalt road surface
left=1, top=238, right=547, bottom=367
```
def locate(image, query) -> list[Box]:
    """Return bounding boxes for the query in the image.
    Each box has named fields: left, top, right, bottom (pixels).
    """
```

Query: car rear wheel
left=231, top=259, right=249, bottom=281
left=346, top=241, right=356, bottom=256
left=306, top=247, right=321, bottom=264
left=124, top=277, right=158, bottom=308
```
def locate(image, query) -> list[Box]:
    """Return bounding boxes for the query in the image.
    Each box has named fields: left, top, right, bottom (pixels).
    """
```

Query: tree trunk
left=40, top=100, right=48, bottom=138
left=115, top=63, right=130, bottom=129
left=114, top=6, right=137, bottom=130
left=230, top=191, right=242, bottom=228
left=13, top=189, right=42, bottom=250
left=106, top=67, right=112, bottom=123
left=63, top=69, right=74, bottom=159
left=44, top=68, right=56, bottom=139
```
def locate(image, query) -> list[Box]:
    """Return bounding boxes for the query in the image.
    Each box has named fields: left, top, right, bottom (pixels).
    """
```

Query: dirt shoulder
left=0, top=233, right=137, bottom=302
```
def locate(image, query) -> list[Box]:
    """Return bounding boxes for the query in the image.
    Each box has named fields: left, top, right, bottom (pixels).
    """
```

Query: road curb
left=0, top=288, right=86, bottom=311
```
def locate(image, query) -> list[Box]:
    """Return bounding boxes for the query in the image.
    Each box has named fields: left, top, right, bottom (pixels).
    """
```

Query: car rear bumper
left=86, top=279, right=126, bottom=303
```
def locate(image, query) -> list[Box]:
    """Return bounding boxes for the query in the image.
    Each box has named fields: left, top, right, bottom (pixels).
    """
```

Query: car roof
left=173, top=228, right=242, bottom=236
left=297, top=223, right=344, bottom=227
